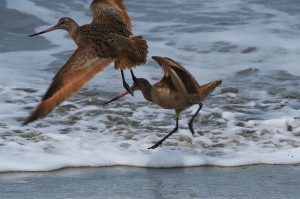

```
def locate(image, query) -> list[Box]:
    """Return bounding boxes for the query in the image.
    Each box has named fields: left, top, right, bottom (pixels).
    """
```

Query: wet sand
left=1, top=165, right=299, bottom=199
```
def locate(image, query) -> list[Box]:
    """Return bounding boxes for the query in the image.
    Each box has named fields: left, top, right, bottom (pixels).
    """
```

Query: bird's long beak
left=28, top=25, right=57, bottom=37
left=102, top=90, right=130, bottom=106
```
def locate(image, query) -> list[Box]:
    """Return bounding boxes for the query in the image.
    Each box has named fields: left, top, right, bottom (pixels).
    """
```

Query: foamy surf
left=0, top=0, right=299, bottom=172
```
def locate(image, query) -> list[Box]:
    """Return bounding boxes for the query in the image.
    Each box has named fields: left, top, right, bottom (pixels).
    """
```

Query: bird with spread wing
left=103, top=56, right=222, bottom=149
left=24, top=0, right=148, bottom=125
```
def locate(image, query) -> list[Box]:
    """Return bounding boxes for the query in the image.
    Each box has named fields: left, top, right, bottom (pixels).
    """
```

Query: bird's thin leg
left=121, top=70, right=134, bottom=96
left=130, top=70, right=138, bottom=83
left=188, top=103, right=203, bottom=136
left=148, top=117, right=179, bottom=149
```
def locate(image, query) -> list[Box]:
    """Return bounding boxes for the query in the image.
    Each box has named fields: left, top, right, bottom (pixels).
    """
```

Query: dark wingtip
left=22, top=121, right=29, bottom=126
left=22, top=116, right=35, bottom=126
left=151, top=56, right=165, bottom=66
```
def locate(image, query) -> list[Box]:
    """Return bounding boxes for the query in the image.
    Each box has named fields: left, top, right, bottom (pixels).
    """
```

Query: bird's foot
left=148, top=141, right=163, bottom=149
left=188, top=122, right=195, bottom=136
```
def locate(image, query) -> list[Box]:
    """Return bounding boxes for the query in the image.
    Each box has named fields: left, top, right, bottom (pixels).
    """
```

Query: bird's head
left=28, top=17, right=77, bottom=37
left=131, top=78, right=150, bottom=92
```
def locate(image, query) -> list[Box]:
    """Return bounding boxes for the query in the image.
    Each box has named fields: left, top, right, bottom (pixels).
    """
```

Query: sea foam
left=0, top=0, right=299, bottom=172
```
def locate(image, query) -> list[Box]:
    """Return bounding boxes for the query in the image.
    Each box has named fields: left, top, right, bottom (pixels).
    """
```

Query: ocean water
left=0, top=0, right=300, bottom=172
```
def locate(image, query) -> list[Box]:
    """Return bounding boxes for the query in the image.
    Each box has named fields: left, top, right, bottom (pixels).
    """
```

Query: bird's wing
left=160, top=57, right=199, bottom=94
left=167, top=67, right=189, bottom=97
left=197, top=80, right=222, bottom=99
left=24, top=47, right=112, bottom=124
left=89, top=0, right=132, bottom=31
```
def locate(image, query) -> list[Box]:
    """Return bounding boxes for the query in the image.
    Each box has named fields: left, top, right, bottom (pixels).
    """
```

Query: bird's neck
left=140, top=82, right=153, bottom=103
left=68, top=23, right=80, bottom=45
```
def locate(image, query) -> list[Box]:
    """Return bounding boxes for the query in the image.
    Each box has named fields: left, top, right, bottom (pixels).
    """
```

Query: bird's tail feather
left=198, top=80, right=222, bottom=99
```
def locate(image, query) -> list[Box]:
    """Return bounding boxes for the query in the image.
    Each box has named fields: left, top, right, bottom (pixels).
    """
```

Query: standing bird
left=24, top=0, right=148, bottom=124
left=104, top=56, right=222, bottom=149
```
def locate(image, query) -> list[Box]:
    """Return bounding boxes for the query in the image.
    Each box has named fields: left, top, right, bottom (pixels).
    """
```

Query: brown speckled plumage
left=24, top=0, right=148, bottom=124
left=90, top=0, right=132, bottom=31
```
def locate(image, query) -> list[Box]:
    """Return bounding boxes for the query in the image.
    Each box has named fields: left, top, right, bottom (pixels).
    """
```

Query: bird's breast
left=150, top=88, right=190, bottom=110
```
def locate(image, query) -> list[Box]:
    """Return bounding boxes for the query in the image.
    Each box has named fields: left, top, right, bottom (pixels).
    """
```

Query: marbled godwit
left=104, top=56, right=222, bottom=149
left=24, top=0, right=148, bottom=124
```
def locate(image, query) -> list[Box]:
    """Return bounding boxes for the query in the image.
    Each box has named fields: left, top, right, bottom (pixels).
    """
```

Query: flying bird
left=24, top=0, right=148, bottom=125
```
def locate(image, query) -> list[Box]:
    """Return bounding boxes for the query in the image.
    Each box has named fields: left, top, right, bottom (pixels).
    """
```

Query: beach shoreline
left=1, top=1, right=300, bottom=198
left=1, top=164, right=300, bottom=199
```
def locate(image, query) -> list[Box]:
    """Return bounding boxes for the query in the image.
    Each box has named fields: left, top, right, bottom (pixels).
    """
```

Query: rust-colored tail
left=198, top=80, right=222, bottom=99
